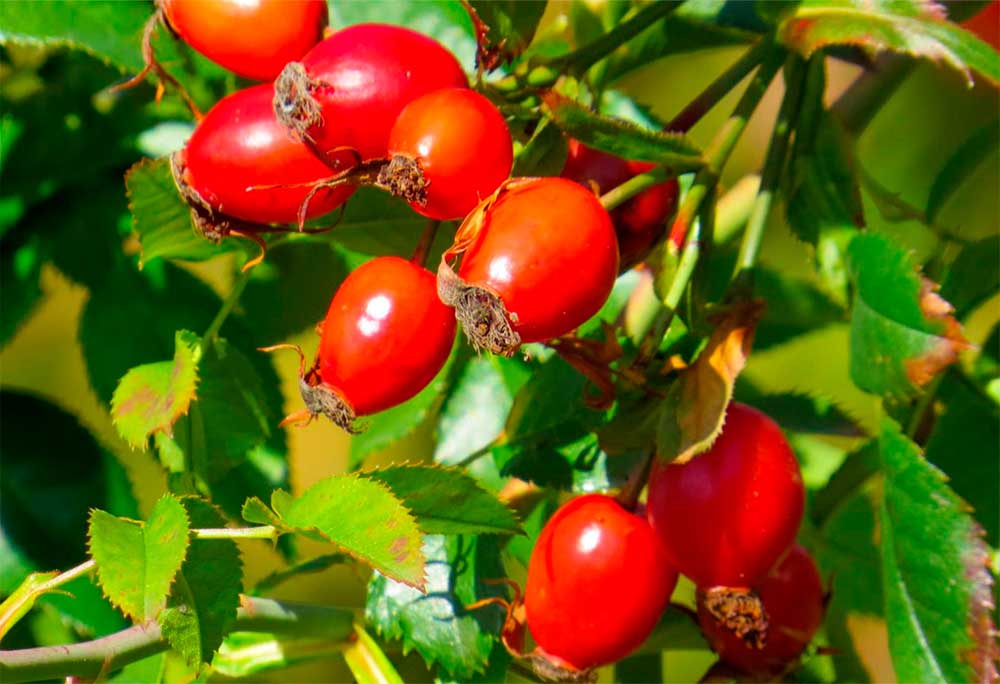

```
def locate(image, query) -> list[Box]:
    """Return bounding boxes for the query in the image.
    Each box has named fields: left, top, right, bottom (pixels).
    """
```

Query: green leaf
left=242, top=241, right=349, bottom=341
left=88, top=494, right=190, bottom=622
left=468, top=1, right=546, bottom=65
left=0, top=232, right=43, bottom=351
left=273, top=475, right=427, bottom=588
left=349, top=343, right=461, bottom=468
left=924, top=371, right=1000, bottom=546
left=250, top=553, right=349, bottom=596
left=734, top=384, right=864, bottom=438
left=940, top=235, right=1000, bottom=319
left=159, top=497, right=242, bottom=668
left=365, top=535, right=505, bottom=679
left=360, top=464, right=522, bottom=536
left=542, top=93, right=704, bottom=170
left=878, top=418, right=996, bottom=683
left=0, top=1, right=150, bottom=72
left=511, top=118, right=569, bottom=178
left=37, top=574, right=128, bottom=639
left=778, top=1, right=1000, bottom=87
left=111, top=329, right=201, bottom=450
left=848, top=233, right=969, bottom=400
left=753, top=267, right=846, bottom=350
left=126, top=157, right=229, bottom=267
left=0, top=391, right=138, bottom=594
left=434, top=354, right=531, bottom=466
left=926, top=122, right=999, bottom=224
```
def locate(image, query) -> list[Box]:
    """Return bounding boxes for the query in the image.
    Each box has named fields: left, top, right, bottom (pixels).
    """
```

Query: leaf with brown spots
left=847, top=233, right=970, bottom=401
left=111, top=330, right=201, bottom=449
left=272, top=474, right=426, bottom=589
left=656, top=299, right=764, bottom=464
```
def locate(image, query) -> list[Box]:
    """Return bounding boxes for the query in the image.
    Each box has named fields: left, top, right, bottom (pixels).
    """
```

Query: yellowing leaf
left=656, top=299, right=763, bottom=463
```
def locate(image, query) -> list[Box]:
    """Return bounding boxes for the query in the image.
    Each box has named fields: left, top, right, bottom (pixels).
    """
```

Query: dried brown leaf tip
left=905, top=277, right=972, bottom=387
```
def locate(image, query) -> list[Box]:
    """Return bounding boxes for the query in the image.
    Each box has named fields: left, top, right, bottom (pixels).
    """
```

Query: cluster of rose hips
left=143, top=1, right=822, bottom=678
left=150, top=0, right=678, bottom=432
left=518, top=402, right=826, bottom=679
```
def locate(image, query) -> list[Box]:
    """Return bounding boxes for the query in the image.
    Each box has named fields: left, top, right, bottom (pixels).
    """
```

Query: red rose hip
left=388, top=88, right=512, bottom=220
left=176, top=83, right=355, bottom=226
left=698, top=545, right=826, bottom=676
left=646, top=402, right=805, bottom=589
left=161, top=0, right=327, bottom=80
left=525, top=494, right=678, bottom=672
left=275, top=23, right=468, bottom=161
left=561, top=140, right=679, bottom=270
left=443, top=177, right=619, bottom=355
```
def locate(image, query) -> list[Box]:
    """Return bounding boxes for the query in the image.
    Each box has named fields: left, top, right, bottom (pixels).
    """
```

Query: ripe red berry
left=176, top=83, right=355, bottom=226
left=388, top=88, right=513, bottom=220
left=451, top=177, right=619, bottom=350
left=959, top=0, right=1000, bottom=50
left=275, top=24, right=467, bottom=161
left=646, top=402, right=805, bottom=589
left=317, top=256, right=456, bottom=418
left=160, top=0, right=327, bottom=81
left=525, top=494, right=678, bottom=672
left=698, top=545, right=825, bottom=676
left=561, top=140, right=680, bottom=269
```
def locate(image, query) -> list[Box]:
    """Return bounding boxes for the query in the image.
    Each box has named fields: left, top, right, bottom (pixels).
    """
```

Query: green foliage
left=360, top=464, right=523, bottom=536
left=159, top=497, right=242, bottom=668
left=365, top=535, right=506, bottom=679
left=878, top=418, right=994, bottom=683
left=88, top=494, right=190, bottom=622
left=926, top=123, right=999, bottom=224
left=468, top=1, right=546, bottom=64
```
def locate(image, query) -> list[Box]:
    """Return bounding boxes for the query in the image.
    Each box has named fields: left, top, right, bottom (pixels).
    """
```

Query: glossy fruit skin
left=561, top=140, right=679, bottom=270
left=318, top=256, right=455, bottom=416
left=647, top=402, right=805, bottom=588
left=525, top=494, right=678, bottom=671
left=698, top=544, right=825, bottom=676
left=388, top=88, right=513, bottom=220
left=161, top=0, right=327, bottom=81
left=458, top=177, right=619, bottom=343
left=180, top=83, right=354, bottom=225
left=298, top=24, right=468, bottom=160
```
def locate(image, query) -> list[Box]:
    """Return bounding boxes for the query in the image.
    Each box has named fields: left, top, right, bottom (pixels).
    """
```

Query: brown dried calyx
left=699, top=586, right=770, bottom=650
left=465, top=580, right=596, bottom=683
left=257, top=343, right=362, bottom=434
left=273, top=61, right=325, bottom=142
left=436, top=180, right=530, bottom=357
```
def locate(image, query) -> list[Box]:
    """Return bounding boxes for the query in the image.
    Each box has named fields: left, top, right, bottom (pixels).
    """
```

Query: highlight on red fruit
left=439, top=177, right=619, bottom=356
left=561, top=139, right=680, bottom=269
left=646, top=401, right=805, bottom=589
left=161, top=0, right=327, bottom=81
left=698, top=544, right=826, bottom=677
left=274, top=23, right=468, bottom=161
left=524, top=494, right=678, bottom=673
left=175, top=83, right=355, bottom=226
left=311, top=256, right=456, bottom=428
left=388, top=88, right=513, bottom=220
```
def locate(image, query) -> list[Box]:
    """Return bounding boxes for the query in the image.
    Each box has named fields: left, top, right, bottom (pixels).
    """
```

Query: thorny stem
left=666, top=39, right=769, bottom=133
left=541, top=1, right=684, bottom=77
left=203, top=265, right=253, bottom=344
left=411, top=220, right=441, bottom=268
left=732, top=56, right=809, bottom=285
left=0, top=598, right=355, bottom=684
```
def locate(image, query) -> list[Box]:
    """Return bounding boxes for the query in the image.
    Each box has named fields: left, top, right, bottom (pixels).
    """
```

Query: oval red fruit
left=698, top=544, right=826, bottom=676
left=457, top=177, right=619, bottom=344
left=561, top=140, right=679, bottom=270
left=318, top=256, right=456, bottom=416
left=389, top=88, right=512, bottom=220
left=646, top=402, right=805, bottom=588
left=525, top=494, right=678, bottom=671
left=284, top=24, right=467, bottom=160
left=161, top=0, right=327, bottom=81
left=178, top=83, right=354, bottom=225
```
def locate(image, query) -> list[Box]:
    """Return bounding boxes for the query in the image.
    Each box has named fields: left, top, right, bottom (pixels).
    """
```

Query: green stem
left=599, top=167, right=672, bottom=211
left=666, top=39, right=769, bottom=133
left=713, top=174, right=760, bottom=245
left=0, top=598, right=354, bottom=684
left=342, top=625, right=403, bottom=684
left=0, top=561, right=97, bottom=641
left=542, top=1, right=684, bottom=76
left=410, top=220, right=441, bottom=268
left=203, top=266, right=252, bottom=344
left=832, top=53, right=913, bottom=136
left=192, top=525, right=278, bottom=541
left=732, top=56, right=809, bottom=284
